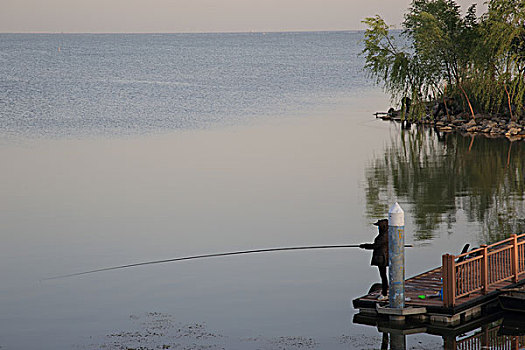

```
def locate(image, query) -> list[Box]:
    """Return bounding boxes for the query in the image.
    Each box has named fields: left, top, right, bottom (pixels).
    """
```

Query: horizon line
left=0, top=29, right=367, bottom=35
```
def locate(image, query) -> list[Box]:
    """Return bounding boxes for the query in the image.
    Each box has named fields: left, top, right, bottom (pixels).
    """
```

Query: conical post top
left=389, top=202, right=404, bottom=226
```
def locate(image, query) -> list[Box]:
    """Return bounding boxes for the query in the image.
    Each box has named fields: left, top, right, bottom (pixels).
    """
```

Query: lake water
left=0, top=32, right=370, bottom=138
left=0, top=32, right=524, bottom=349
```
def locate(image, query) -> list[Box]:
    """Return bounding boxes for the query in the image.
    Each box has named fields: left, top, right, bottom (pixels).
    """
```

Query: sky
left=1, top=0, right=487, bottom=33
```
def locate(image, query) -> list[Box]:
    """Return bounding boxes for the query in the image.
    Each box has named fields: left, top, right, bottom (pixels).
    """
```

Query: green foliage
left=479, top=0, right=525, bottom=119
left=362, top=0, right=525, bottom=121
left=361, top=16, right=434, bottom=121
left=361, top=17, right=412, bottom=97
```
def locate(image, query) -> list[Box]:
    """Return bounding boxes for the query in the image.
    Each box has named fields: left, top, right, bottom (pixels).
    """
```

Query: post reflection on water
left=365, top=126, right=525, bottom=243
left=357, top=125, right=525, bottom=349
left=355, top=311, right=525, bottom=349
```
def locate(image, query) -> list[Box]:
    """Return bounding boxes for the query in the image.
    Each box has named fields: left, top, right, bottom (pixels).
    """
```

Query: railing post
left=512, top=234, right=519, bottom=283
left=481, top=245, right=488, bottom=294
left=512, top=336, right=519, bottom=350
left=442, top=254, right=455, bottom=307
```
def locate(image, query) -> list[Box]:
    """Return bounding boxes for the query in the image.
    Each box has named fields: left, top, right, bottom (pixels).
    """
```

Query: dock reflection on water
left=354, top=311, right=525, bottom=349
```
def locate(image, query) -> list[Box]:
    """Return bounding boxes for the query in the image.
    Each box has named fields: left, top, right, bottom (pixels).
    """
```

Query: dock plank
left=352, top=265, right=525, bottom=314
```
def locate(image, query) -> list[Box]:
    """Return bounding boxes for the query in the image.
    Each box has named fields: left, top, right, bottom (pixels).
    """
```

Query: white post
left=388, top=202, right=405, bottom=311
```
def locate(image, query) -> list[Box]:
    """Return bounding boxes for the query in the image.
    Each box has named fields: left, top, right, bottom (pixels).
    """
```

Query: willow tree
left=404, top=0, right=480, bottom=119
left=473, top=0, right=525, bottom=120
left=361, top=16, right=438, bottom=121
left=362, top=0, right=525, bottom=121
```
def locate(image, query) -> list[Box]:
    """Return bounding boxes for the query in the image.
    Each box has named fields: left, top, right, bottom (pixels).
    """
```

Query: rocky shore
left=377, top=112, right=525, bottom=142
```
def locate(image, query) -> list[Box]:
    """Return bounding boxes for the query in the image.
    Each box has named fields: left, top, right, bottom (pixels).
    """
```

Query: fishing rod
left=45, top=243, right=414, bottom=280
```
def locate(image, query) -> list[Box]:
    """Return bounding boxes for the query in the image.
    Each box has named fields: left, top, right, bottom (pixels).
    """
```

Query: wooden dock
left=353, top=233, right=525, bottom=326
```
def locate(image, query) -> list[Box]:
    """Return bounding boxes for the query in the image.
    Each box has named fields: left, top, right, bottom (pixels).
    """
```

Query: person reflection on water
left=360, top=219, right=389, bottom=301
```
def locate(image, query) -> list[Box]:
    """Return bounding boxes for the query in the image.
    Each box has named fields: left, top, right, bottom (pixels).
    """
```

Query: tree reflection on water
left=365, top=126, right=525, bottom=243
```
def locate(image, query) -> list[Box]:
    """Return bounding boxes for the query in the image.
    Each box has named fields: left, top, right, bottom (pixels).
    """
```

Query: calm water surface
left=0, top=33, right=524, bottom=349
left=0, top=32, right=370, bottom=138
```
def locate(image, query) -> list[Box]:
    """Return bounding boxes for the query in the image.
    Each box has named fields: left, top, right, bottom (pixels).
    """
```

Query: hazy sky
left=1, top=0, right=487, bottom=33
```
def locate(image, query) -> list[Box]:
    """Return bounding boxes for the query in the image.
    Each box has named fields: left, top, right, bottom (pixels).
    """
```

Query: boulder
left=506, top=128, right=521, bottom=136
left=483, top=120, right=498, bottom=128
left=465, top=119, right=477, bottom=127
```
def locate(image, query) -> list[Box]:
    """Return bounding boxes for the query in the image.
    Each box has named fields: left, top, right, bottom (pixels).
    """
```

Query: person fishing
left=360, top=219, right=389, bottom=300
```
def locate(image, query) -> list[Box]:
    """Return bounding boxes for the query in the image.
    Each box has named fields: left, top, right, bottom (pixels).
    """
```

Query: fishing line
left=45, top=243, right=414, bottom=280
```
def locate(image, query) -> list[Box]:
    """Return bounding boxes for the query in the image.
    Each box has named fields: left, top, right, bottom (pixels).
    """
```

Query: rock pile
left=379, top=112, right=525, bottom=141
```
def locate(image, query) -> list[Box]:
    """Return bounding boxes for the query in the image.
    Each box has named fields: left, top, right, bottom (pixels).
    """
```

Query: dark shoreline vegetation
left=363, top=0, right=525, bottom=141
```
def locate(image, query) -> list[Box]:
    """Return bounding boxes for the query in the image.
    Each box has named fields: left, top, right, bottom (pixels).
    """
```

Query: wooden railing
left=442, top=233, right=525, bottom=307
left=456, top=324, right=525, bottom=350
